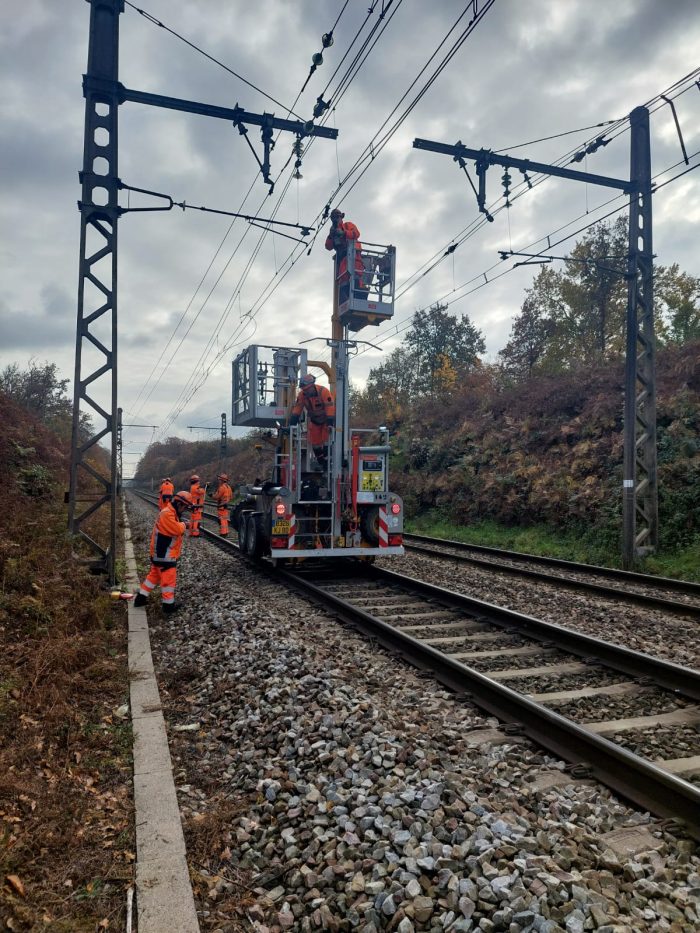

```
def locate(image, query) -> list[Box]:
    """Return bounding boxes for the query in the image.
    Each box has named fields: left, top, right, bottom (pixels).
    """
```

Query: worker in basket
left=289, top=373, right=335, bottom=470
left=325, top=208, right=367, bottom=305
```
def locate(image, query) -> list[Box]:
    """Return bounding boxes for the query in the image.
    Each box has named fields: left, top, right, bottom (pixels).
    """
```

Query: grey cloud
left=0, top=285, right=75, bottom=351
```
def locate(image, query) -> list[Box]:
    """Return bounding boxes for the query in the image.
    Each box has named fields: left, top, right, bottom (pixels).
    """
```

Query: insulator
left=322, top=31, right=334, bottom=48
left=313, top=96, right=330, bottom=119
left=312, top=51, right=323, bottom=67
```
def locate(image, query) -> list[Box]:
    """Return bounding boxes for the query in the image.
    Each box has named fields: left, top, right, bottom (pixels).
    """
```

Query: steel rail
left=403, top=537, right=700, bottom=620
left=132, top=492, right=700, bottom=836
left=404, top=532, right=700, bottom=597
left=282, top=569, right=700, bottom=838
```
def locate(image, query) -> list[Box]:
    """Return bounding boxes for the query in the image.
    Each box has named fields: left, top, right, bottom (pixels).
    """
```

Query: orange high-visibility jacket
left=214, top=482, right=232, bottom=506
left=190, top=481, right=205, bottom=508
left=291, top=384, right=335, bottom=426
left=159, top=480, right=174, bottom=497
left=149, top=503, right=187, bottom=566
left=325, top=220, right=363, bottom=281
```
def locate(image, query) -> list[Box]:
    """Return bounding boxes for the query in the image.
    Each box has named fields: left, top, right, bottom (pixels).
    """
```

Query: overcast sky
left=2, top=0, right=699, bottom=475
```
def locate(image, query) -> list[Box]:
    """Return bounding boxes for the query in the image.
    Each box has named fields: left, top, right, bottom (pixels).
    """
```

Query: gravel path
left=382, top=552, right=700, bottom=671
left=127, top=496, right=700, bottom=932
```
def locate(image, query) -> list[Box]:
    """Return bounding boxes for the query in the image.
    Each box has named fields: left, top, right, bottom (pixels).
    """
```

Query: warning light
left=391, top=503, right=401, bottom=515
left=275, top=502, right=286, bottom=516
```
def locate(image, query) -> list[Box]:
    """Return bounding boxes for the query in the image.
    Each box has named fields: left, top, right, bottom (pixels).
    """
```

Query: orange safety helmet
left=300, top=373, right=315, bottom=388
left=218, top=473, right=229, bottom=481
left=189, top=474, right=200, bottom=483
left=172, top=490, right=194, bottom=510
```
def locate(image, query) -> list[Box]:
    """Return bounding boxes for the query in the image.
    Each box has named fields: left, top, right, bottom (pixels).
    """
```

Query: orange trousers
left=308, top=422, right=330, bottom=447
left=190, top=508, right=202, bottom=536
left=217, top=506, right=229, bottom=535
left=138, top=564, right=177, bottom=605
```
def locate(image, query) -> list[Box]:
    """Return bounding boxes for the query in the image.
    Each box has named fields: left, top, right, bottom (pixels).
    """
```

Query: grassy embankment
left=0, top=392, right=133, bottom=932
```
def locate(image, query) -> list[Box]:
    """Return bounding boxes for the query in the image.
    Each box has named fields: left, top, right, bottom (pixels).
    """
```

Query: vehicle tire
left=246, top=513, right=267, bottom=560
left=360, top=506, right=380, bottom=545
left=238, top=512, right=251, bottom=555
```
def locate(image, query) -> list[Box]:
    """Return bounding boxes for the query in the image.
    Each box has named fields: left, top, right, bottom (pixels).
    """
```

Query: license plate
left=272, top=521, right=290, bottom=534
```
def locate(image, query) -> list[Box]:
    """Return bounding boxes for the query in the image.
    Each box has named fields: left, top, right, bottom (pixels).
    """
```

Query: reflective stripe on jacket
left=149, top=503, right=187, bottom=566
left=291, top=385, right=335, bottom=426
left=214, top=482, right=232, bottom=505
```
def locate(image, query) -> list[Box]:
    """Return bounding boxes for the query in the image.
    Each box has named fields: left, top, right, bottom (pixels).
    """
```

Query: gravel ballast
left=382, top=552, right=700, bottom=670
left=127, top=496, right=700, bottom=932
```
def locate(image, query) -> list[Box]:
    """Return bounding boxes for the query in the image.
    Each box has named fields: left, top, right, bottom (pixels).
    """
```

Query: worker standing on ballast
left=189, top=474, right=205, bottom=537
left=213, top=473, right=233, bottom=536
left=325, top=208, right=366, bottom=304
left=158, top=476, right=174, bottom=510
left=290, top=374, right=335, bottom=470
left=134, top=490, right=192, bottom=614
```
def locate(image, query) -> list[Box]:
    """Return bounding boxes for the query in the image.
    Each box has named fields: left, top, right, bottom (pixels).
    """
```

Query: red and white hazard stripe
left=288, top=513, right=296, bottom=549
left=378, top=506, right=388, bottom=548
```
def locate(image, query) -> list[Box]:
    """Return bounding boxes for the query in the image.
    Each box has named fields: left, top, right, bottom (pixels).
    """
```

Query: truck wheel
left=238, top=513, right=251, bottom=555
left=246, top=513, right=267, bottom=560
left=360, top=506, right=380, bottom=545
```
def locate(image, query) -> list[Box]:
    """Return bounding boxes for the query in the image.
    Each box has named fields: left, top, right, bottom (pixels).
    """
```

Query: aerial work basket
left=338, top=241, right=396, bottom=332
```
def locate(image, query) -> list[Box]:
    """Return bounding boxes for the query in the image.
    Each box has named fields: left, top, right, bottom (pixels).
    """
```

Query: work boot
left=133, top=592, right=147, bottom=607
left=162, top=602, right=182, bottom=616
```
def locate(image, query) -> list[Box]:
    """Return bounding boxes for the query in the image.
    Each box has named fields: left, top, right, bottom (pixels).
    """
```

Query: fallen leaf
left=6, top=874, right=25, bottom=897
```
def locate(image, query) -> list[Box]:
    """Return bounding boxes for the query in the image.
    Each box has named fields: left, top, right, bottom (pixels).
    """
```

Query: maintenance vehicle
left=231, top=238, right=404, bottom=563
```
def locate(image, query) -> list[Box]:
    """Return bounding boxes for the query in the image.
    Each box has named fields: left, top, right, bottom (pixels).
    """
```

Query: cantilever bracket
left=232, top=107, right=282, bottom=194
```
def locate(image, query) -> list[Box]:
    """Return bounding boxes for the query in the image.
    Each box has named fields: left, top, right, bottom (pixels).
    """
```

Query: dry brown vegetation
left=0, top=392, right=133, bottom=932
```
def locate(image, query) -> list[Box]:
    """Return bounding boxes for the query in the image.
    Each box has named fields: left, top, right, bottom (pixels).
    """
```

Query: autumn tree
left=498, top=294, right=554, bottom=379
left=655, top=264, right=700, bottom=345
left=404, top=303, right=485, bottom=396
left=559, top=216, right=628, bottom=359
left=499, top=217, right=700, bottom=381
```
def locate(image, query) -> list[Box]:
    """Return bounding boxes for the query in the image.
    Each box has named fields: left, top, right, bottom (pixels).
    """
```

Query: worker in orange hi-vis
left=325, top=208, right=366, bottom=303
left=213, top=473, right=233, bottom=536
left=158, top=476, right=174, bottom=509
left=133, top=490, right=192, bottom=615
left=189, top=474, right=205, bottom=537
left=289, top=373, right=335, bottom=470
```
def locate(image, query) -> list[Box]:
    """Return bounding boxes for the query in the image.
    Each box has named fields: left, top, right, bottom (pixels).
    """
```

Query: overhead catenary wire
left=393, top=66, right=700, bottom=303
left=357, top=150, right=700, bottom=358
left=150, top=25, right=698, bottom=436
left=170, top=64, right=700, bottom=410
left=153, top=5, right=409, bottom=435
left=130, top=4, right=373, bottom=420
left=123, top=0, right=304, bottom=118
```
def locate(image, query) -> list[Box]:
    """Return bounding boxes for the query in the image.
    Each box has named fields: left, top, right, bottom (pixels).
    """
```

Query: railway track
left=134, top=492, right=700, bottom=837
left=402, top=532, right=700, bottom=620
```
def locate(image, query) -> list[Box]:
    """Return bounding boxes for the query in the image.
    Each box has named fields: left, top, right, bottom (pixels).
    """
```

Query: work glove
left=326, top=417, right=335, bottom=427
left=289, top=414, right=300, bottom=426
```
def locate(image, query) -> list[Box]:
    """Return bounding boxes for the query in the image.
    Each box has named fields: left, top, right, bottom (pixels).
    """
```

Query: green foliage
left=407, top=513, right=700, bottom=581
left=499, top=218, right=700, bottom=381
left=405, top=302, right=485, bottom=396
left=655, top=263, right=700, bottom=345
left=354, top=303, right=485, bottom=422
